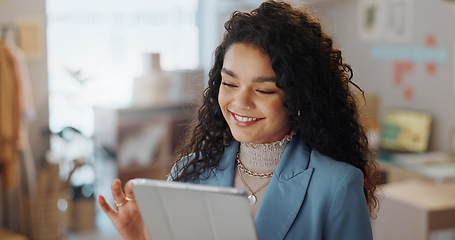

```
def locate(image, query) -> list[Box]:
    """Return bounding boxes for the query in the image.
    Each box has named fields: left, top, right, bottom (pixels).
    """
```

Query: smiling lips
left=231, top=112, right=262, bottom=127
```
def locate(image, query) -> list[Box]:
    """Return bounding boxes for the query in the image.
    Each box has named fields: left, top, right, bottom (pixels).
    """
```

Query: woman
left=98, top=1, right=379, bottom=239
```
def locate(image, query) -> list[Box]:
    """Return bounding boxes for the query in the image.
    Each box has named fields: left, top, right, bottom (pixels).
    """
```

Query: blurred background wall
left=316, top=0, right=455, bottom=153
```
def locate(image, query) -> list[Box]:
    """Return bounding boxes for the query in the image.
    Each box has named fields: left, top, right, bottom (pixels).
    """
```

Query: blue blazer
left=171, top=136, right=373, bottom=240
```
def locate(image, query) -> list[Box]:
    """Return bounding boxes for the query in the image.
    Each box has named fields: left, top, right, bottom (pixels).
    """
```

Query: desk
left=372, top=180, right=455, bottom=240
left=378, top=151, right=455, bottom=183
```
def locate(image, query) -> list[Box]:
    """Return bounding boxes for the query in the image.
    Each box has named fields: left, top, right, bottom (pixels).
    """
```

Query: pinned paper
left=426, top=63, right=436, bottom=76
left=371, top=45, right=448, bottom=64
left=393, top=62, right=413, bottom=86
left=358, top=0, right=413, bottom=43
left=358, top=0, right=383, bottom=41
left=424, top=34, right=438, bottom=76
left=404, top=85, right=414, bottom=101
left=383, top=0, right=413, bottom=43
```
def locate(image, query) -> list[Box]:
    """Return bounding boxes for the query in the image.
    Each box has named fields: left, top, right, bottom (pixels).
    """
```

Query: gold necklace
left=238, top=167, right=272, bottom=205
left=236, top=148, right=274, bottom=178
left=236, top=147, right=272, bottom=205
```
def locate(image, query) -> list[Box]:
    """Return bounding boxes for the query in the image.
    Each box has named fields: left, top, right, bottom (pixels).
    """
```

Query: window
left=47, top=0, right=199, bottom=136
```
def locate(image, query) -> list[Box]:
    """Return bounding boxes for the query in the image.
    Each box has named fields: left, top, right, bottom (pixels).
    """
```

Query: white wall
left=198, top=0, right=265, bottom=84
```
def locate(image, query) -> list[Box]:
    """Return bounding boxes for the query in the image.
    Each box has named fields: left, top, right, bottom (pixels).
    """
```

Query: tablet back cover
left=132, top=179, right=257, bottom=240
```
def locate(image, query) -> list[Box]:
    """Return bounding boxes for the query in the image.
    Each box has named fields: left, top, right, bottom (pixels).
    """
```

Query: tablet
left=131, top=178, right=258, bottom=240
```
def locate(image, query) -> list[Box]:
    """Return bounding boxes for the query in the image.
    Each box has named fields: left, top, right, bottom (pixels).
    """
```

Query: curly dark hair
left=171, top=0, right=379, bottom=217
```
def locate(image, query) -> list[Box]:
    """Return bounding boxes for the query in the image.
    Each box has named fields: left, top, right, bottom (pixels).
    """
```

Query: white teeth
left=234, top=114, right=259, bottom=122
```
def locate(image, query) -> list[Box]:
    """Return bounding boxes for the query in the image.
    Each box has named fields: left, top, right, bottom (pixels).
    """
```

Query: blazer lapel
left=255, top=137, right=314, bottom=240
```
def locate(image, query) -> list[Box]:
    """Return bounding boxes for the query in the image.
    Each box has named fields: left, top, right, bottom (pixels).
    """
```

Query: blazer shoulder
left=167, top=153, right=196, bottom=181
left=308, top=149, right=364, bottom=184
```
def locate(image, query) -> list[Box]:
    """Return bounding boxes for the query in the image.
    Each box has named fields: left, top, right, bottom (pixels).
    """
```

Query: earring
left=297, top=110, right=301, bottom=117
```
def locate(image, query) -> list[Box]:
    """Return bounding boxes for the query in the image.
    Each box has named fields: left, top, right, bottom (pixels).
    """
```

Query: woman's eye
left=257, top=90, right=275, bottom=94
left=222, top=82, right=236, bottom=87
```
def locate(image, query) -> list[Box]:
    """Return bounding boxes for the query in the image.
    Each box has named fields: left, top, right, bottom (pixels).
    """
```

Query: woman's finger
left=124, top=180, right=135, bottom=200
left=98, top=195, right=117, bottom=219
left=111, top=179, right=126, bottom=203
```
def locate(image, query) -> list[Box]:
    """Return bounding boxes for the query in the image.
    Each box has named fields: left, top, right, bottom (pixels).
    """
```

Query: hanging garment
left=3, top=36, right=36, bottom=149
left=0, top=39, right=21, bottom=188
left=3, top=37, right=37, bottom=192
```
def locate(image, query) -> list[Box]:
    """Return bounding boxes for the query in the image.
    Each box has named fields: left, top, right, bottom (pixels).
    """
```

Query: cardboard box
left=372, top=180, right=455, bottom=240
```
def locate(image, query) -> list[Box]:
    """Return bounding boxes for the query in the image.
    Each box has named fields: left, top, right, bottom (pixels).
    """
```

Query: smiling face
left=218, top=43, right=291, bottom=144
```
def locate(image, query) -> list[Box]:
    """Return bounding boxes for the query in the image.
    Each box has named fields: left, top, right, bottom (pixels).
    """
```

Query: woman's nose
left=235, top=89, right=253, bottom=110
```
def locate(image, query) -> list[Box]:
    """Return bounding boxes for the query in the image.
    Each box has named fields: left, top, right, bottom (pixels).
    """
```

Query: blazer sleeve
left=323, top=167, right=373, bottom=240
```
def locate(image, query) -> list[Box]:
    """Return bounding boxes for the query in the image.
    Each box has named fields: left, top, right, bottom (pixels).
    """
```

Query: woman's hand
left=98, top=179, right=150, bottom=240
